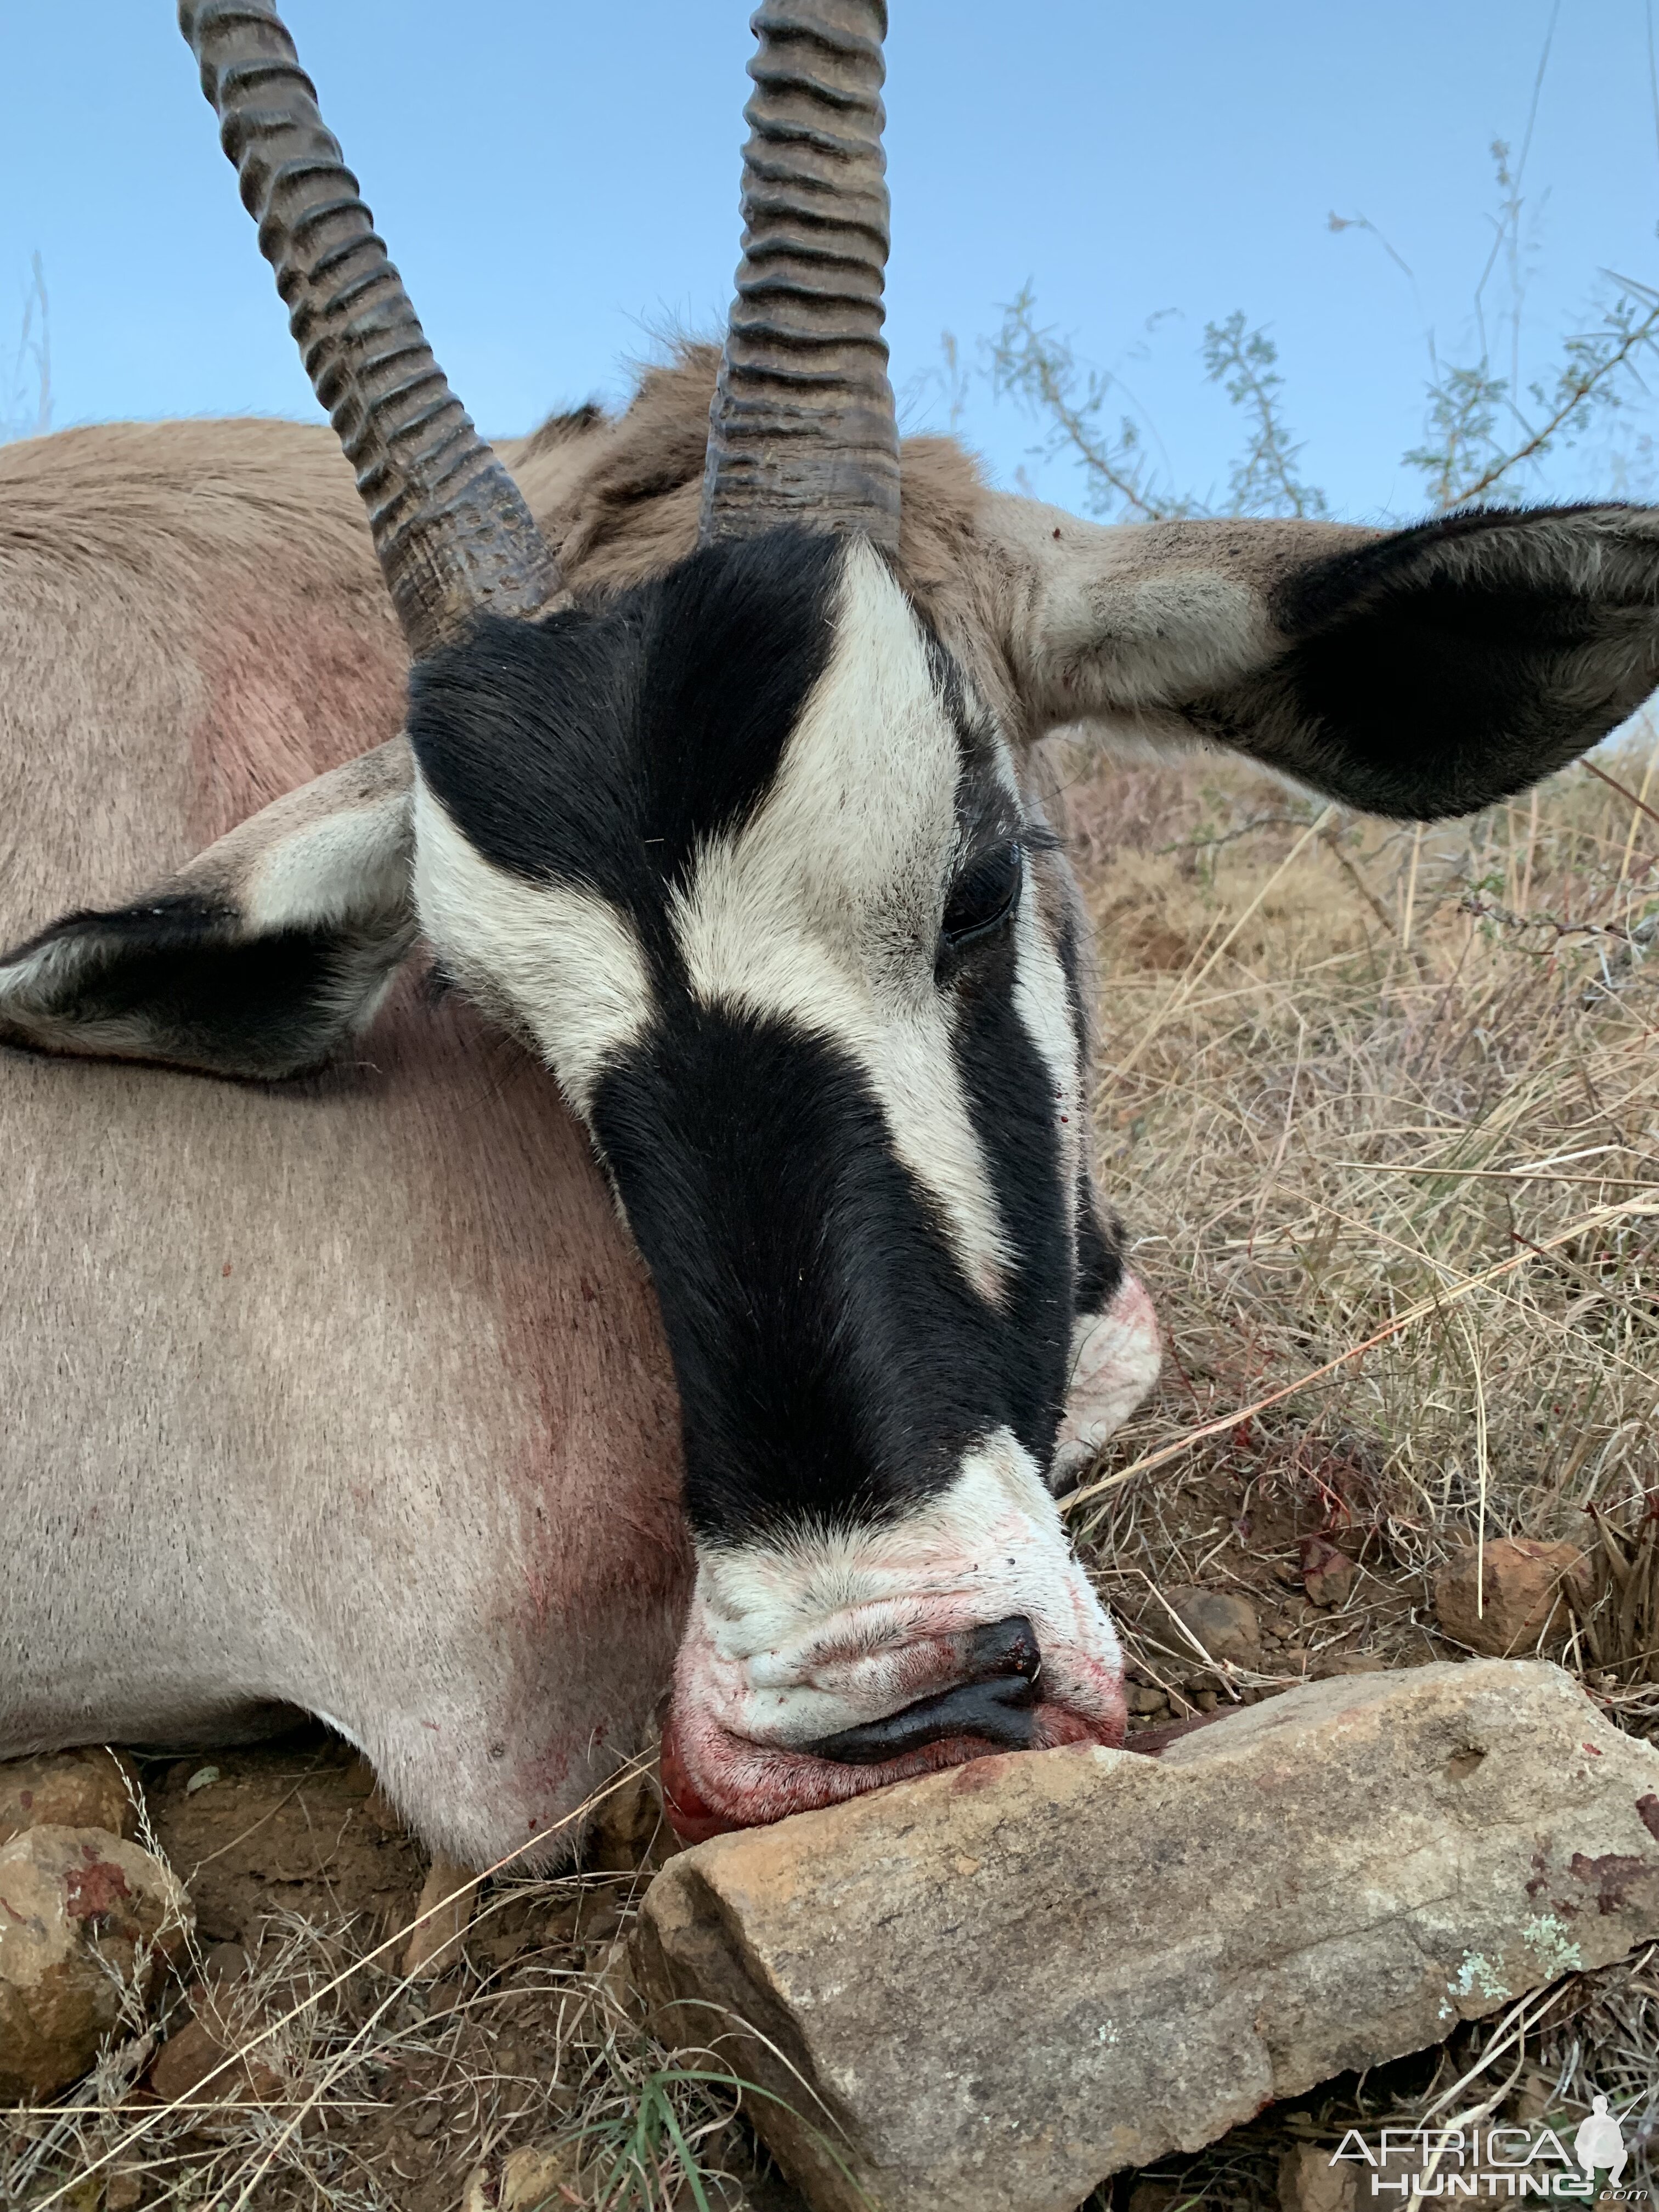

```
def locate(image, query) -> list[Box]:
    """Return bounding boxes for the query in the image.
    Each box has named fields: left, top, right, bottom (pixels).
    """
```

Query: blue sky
left=3, top=3, right=1657, bottom=524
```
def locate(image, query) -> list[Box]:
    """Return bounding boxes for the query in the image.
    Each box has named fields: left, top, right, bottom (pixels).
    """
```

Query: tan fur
left=1, top=408, right=694, bottom=1863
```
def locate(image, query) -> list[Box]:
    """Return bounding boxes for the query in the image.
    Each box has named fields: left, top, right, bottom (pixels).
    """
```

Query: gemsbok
left=4, top=2, right=1657, bottom=1855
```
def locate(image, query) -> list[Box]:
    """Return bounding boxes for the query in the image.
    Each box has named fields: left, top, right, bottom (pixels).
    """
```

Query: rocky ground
left=5, top=741, right=1658, bottom=2208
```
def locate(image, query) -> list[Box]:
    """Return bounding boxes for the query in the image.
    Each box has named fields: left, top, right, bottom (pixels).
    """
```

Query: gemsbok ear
left=997, top=499, right=1659, bottom=819
left=0, top=739, right=416, bottom=1080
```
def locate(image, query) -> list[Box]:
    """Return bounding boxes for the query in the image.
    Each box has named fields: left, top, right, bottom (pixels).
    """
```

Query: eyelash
left=940, top=838, right=1024, bottom=950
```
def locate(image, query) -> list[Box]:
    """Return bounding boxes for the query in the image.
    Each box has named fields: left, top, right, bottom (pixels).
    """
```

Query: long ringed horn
left=699, top=1, right=900, bottom=551
left=179, top=2, right=560, bottom=658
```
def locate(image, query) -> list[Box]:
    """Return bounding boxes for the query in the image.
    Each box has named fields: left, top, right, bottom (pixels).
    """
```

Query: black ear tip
left=1241, top=505, right=1659, bottom=823
left=0, top=890, right=414, bottom=1084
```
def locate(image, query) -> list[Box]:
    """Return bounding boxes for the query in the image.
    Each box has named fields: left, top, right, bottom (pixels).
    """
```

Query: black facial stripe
left=409, top=528, right=843, bottom=983
left=591, top=1005, right=1074, bottom=1548
left=944, top=910, right=1076, bottom=1453
left=1041, top=875, right=1126, bottom=1321
left=1074, top=1187, right=1125, bottom=1318
left=1043, top=847, right=1086, bottom=1040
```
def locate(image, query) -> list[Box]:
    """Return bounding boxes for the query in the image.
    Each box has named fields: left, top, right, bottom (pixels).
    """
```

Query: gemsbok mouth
left=656, top=1455, right=1130, bottom=1843
left=659, top=1643, right=1121, bottom=1843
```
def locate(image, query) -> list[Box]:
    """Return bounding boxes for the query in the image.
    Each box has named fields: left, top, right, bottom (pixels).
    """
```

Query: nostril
left=803, top=1617, right=1047, bottom=1765
left=804, top=1671, right=1041, bottom=1766
left=965, top=1613, right=1042, bottom=1684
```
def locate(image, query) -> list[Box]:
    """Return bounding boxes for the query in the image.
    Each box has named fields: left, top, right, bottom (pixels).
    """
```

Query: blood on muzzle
left=803, top=1613, right=1043, bottom=1765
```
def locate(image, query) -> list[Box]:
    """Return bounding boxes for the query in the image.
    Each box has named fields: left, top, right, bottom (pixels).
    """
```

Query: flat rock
left=0, top=1747, right=137, bottom=1847
left=1434, top=1538, right=1589, bottom=1656
left=634, top=1661, right=1659, bottom=2212
left=0, top=1824, right=192, bottom=2101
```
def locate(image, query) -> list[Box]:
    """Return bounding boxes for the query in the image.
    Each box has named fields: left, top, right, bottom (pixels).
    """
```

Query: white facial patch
left=410, top=776, right=653, bottom=1119
left=677, top=1426, right=1123, bottom=1748
left=1050, top=1268, right=1163, bottom=1490
left=667, top=541, right=1019, bottom=1302
left=1012, top=873, right=1084, bottom=1201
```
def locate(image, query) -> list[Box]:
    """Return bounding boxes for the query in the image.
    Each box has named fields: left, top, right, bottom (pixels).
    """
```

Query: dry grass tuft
left=1058, top=727, right=1659, bottom=1623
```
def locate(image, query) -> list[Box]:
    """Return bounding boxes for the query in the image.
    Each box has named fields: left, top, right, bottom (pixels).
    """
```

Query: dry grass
left=1052, top=724, right=1659, bottom=2201
left=6, top=733, right=1659, bottom=2210
left=1059, top=727, right=1659, bottom=1638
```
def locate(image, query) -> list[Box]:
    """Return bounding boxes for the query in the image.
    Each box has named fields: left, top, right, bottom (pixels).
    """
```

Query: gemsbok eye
left=940, top=839, right=1023, bottom=952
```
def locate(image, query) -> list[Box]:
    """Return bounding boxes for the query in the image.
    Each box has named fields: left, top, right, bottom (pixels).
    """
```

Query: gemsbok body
left=5, top=2, right=1658, bottom=1859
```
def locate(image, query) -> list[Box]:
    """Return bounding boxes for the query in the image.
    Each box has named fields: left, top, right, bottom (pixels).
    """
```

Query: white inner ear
left=244, top=789, right=416, bottom=933
left=410, top=776, right=654, bottom=1120
left=667, top=540, right=1015, bottom=1304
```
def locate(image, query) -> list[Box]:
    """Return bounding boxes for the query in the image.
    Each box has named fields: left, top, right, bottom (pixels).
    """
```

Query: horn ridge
left=180, top=1, right=561, bottom=656
left=700, top=0, right=900, bottom=550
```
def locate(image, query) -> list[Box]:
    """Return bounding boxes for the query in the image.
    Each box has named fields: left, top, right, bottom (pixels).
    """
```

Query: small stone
left=1278, top=2141, right=1358, bottom=2211
left=586, top=1767, right=676, bottom=1872
left=104, top=2166, right=146, bottom=2210
left=635, top=1660, right=1659, bottom=2212
left=1125, top=1684, right=1167, bottom=1717
left=1124, top=2184, right=1179, bottom=2212
left=1434, top=1539, right=1590, bottom=1657
left=402, top=1852, right=480, bottom=1980
left=148, top=2012, right=283, bottom=2106
left=462, top=2140, right=585, bottom=2212
left=593, top=1932, right=643, bottom=2022
left=1309, top=1654, right=1389, bottom=1681
left=1165, top=1585, right=1261, bottom=1667
left=0, top=1825, right=191, bottom=2102
left=0, top=1749, right=138, bottom=1847
left=198, top=1940, right=250, bottom=1987
left=1311, top=1652, right=1389, bottom=1679
left=1299, top=1536, right=1358, bottom=1609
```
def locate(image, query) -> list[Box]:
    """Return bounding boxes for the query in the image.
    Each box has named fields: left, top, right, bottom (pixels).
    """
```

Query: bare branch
left=1200, top=313, right=1329, bottom=519
left=2, top=253, right=51, bottom=445
left=985, top=285, right=1197, bottom=522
